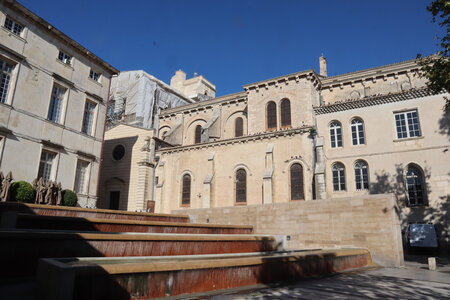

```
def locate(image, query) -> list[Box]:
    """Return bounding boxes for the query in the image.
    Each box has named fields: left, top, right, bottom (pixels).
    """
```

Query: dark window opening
left=236, top=169, right=247, bottom=203
left=267, top=101, right=277, bottom=130
left=280, top=99, right=291, bottom=127
left=194, top=125, right=202, bottom=144
left=290, top=163, right=304, bottom=200
left=235, top=117, right=243, bottom=137
left=182, top=174, right=191, bottom=205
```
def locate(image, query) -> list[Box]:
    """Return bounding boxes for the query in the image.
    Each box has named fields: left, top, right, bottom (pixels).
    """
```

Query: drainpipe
left=95, top=73, right=116, bottom=207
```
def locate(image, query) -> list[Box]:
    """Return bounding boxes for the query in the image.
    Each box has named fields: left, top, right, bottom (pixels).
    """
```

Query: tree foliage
left=417, top=0, right=450, bottom=111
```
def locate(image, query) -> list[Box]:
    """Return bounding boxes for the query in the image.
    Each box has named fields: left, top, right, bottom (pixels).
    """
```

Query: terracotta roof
left=313, top=88, right=441, bottom=115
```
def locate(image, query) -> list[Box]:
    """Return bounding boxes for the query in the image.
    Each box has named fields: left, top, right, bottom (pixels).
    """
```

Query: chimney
left=319, top=54, right=327, bottom=77
left=170, top=69, right=186, bottom=91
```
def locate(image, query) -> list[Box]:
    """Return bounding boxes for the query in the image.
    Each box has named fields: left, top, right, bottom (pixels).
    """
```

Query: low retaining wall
left=174, top=194, right=404, bottom=267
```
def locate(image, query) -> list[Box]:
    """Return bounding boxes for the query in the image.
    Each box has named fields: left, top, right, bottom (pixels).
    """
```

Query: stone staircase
left=0, top=202, right=374, bottom=299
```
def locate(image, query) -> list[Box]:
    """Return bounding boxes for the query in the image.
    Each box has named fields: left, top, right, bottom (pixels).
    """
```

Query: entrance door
left=109, top=191, right=120, bottom=210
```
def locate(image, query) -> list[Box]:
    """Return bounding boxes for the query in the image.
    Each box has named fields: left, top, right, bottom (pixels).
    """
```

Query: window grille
left=38, top=151, right=56, bottom=183
left=290, top=163, right=304, bottom=200
left=406, top=165, right=425, bottom=206
left=394, top=110, right=421, bottom=139
left=82, top=101, right=96, bottom=135
left=354, top=161, right=369, bottom=190
left=266, top=101, right=277, bottom=130
left=332, top=163, right=346, bottom=191
left=280, top=99, right=291, bottom=127
left=329, top=122, right=342, bottom=148
left=235, top=117, right=243, bottom=137
left=47, top=85, right=65, bottom=123
left=0, top=59, right=13, bottom=103
left=182, top=174, right=191, bottom=205
left=74, top=160, right=89, bottom=194
left=235, top=169, right=246, bottom=203
left=4, top=17, right=23, bottom=35
left=351, top=119, right=365, bottom=145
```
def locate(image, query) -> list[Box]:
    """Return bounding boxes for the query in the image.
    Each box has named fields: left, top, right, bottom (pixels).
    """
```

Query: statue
left=0, top=171, right=13, bottom=202
left=44, top=180, right=53, bottom=205
left=36, top=177, right=45, bottom=204
left=56, top=182, right=62, bottom=205
left=32, top=178, right=38, bottom=203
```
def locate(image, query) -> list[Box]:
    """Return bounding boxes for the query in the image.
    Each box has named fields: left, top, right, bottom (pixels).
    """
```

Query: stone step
left=37, top=248, right=373, bottom=300
left=0, top=202, right=189, bottom=223
left=12, top=213, right=253, bottom=234
left=0, top=229, right=279, bottom=278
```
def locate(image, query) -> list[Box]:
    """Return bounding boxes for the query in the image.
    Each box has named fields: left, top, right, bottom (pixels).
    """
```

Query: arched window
left=406, top=165, right=425, bottom=206
left=194, top=125, right=202, bottom=144
left=235, top=117, right=243, bottom=137
left=235, top=168, right=246, bottom=203
left=329, top=122, right=342, bottom=148
left=280, top=99, right=291, bottom=127
left=354, top=160, right=369, bottom=190
left=181, top=174, right=191, bottom=206
left=332, top=163, right=346, bottom=191
left=290, top=163, right=304, bottom=200
left=351, top=118, right=365, bottom=145
left=266, top=101, right=277, bottom=130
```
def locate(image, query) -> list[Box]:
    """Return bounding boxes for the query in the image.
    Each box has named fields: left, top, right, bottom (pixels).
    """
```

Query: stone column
left=314, top=137, right=326, bottom=199
left=154, top=161, right=165, bottom=213
left=263, top=143, right=274, bottom=204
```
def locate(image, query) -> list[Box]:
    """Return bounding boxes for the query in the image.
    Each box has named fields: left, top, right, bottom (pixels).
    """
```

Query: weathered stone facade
left=155, top=58, right=449, bottom=249
left=0, top=0, right=118, bottom=206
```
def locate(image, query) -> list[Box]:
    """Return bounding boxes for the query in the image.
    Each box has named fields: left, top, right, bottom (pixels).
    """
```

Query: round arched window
left=112, top=145, right=125, bottom=160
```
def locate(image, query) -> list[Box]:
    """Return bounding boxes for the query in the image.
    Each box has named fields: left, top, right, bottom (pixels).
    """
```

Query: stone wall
left=174, top=194, right=404, bottom=267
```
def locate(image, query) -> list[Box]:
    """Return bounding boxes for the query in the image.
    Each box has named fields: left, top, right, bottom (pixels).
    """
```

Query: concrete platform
left=0, top=203, right=189, bottom=223
left=13, top=213, right=253, bottom=234
left=0, top=229, right=278, bottom=277
left=36, top=248, right=373, bottom=300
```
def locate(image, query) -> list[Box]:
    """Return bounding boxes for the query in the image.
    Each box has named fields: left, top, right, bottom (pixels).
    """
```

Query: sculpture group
left=32, top=177, right=62, bottom=205
left=0, top=171, right=62, bottom=205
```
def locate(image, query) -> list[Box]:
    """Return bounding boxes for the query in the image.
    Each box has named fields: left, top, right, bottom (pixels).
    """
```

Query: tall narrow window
left=394, top=110, right=421, bottom=139
left=74, top=160, right=89, bottom=194
left=354, top=160, right=369, bottom=190
left=290, top=163, right=304, bottom=200
left=332, top=163, right=346, bottom=191
left=48, top=85, right=65, bottom=123
left=351, top=118, right=365, bottom=145
left=0, top=59, right=14, bottom=103
left=280, top=99, right=291, bottom=127
left=182, top=174, right=191, bottom=206
left=194, top=125, right=202, bottom=144
left=235, top=117, right=243, bottom=137
left=82, top=101, right=96, bottom=135
left=406, top=165, right=425, bottom=206
left=329, top=122, right=342, bottom=148
left=235, top=168, right=247, bottom=203
left=266, top=101, right=277, bottom=130
left=38, top=150, right=56, bottom=183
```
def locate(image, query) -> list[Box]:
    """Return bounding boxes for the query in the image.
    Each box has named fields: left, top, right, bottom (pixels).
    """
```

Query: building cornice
left=313, top=88, right=442, bottom=115
left=3, top=0, right=119, bottom=75
left=320, top=58, right=420, bottom=89
left=157, top=125, right=313, bottom=154
left=243, top=69, right=321, bottom=91
left=160, top=91, right=247, bottom=118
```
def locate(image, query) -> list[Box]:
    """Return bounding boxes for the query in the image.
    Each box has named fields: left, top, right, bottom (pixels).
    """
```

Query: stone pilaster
left=314, top=137, right=326, bottom=199
left=263, top=143, right=274, bottom=204
left=203, top=151, right=215, bottom=208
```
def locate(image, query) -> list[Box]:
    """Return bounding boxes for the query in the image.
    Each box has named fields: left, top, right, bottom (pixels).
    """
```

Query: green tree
left=417, top=0, right=449, bottom=111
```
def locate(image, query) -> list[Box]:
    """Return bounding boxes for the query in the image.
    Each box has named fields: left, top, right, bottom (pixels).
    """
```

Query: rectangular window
left=81, top=101, right=96, bottom=135
left=47, top=85, right=65, bottom=123
left=89, top=70, right=100, bottom=81
left=394, top=110, right=421, bottom=139
left=74, top=160, right=89, bottom=194
left=0, top=59, right=14, bottom=103
left=58, top=51, right=72, bottom=64
left=4, top=17, right=24, bottom=36
left=38, top=150, right=56, bottom=183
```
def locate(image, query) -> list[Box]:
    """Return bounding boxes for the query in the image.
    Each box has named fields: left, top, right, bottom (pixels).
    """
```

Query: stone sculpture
left=0, top=171, right=4, bottom=199
left=56, top=182, right=62, bottom=205
left=36, top=177, right=45, bottom=204
left=0, top=171, right=13, bottom=202
left=44, top=180, right=52, bottom=205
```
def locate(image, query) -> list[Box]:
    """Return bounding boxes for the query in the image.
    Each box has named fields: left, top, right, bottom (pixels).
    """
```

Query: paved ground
left=181, top=256, right=450, bottom=300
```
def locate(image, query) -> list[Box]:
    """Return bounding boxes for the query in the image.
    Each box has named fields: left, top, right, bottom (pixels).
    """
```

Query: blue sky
left=18, top=0, right=444, bottom=96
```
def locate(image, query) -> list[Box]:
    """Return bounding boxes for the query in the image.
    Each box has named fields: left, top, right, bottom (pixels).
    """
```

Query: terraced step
left=37, top=249, right=373, bottom=300
left=12, top=213, right=253, bottom=234
left=0, top=230, right=279, bottom=277
left=0, top=202, right=189, bottom=223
